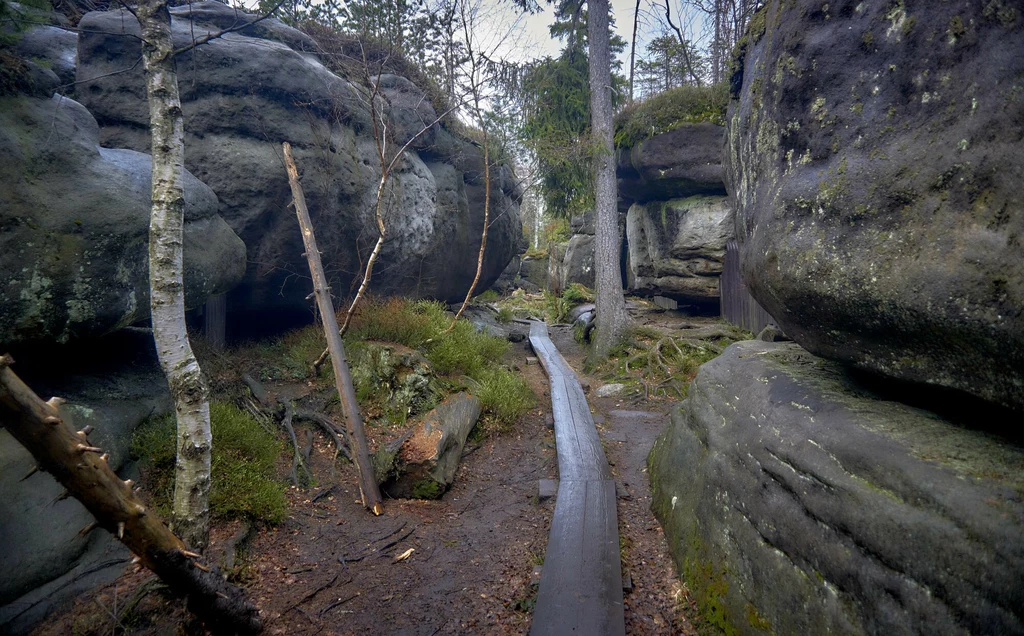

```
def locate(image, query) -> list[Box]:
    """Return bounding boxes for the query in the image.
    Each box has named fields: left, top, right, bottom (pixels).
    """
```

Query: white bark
left=139, top=0, right=212, bottom=551
left=588, top=0, right=630, bottom=363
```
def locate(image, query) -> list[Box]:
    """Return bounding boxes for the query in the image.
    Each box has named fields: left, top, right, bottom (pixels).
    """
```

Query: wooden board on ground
left=528, top=322, right=625, bottom=636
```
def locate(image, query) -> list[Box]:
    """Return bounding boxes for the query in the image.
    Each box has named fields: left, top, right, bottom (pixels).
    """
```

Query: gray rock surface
left=649, top=340, right=1024, bottom=635
left=726, top=0, right=1024, bottom=410
left=0, top=95, right=245, bottom=347
left=76, top=2, right=522, bottom=316
left=569, top=211, right=595, bottom=235
left=560, top=234, right=595, bottom=289
left=377, top=74, right=439, bottom=151
left=519, top=255, right=548, bottom=290
left=617, top=123, right=727, bottom=204
left=0, top=338, right=172, bottom=626
left=626, top=196, right=733, bottom=301
left=14, top=25, right=77, bottom=86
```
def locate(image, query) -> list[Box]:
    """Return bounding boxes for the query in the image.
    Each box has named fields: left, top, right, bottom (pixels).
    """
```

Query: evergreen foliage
left=517, top=5, right=626, bottom=218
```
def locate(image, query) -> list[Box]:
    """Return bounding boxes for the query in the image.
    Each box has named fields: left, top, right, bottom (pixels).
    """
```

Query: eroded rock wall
left=649, top=340, right=1024, bottom=635
left=0, top=94, right=245, bottom=347
left=726, top=0, right=1024, bottom=409
left=617, top=124, right=733, bottom=303
left=75, top=2, right=523, bottom=320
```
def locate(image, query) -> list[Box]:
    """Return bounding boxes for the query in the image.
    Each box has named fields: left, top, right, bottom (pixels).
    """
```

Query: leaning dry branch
left=283, top=142, right=384, bottom=515
left=312, top=101, right=459, bottom=373
left=0, top=355, right=261, bottom=635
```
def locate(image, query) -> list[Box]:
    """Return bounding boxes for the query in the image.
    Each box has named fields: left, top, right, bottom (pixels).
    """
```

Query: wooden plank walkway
left=528, top=322, right=625, bottom=636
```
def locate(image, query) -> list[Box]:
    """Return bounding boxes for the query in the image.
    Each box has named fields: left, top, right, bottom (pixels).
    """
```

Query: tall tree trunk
left=628, top=0, right=641, bottom=103
left=283, top=143, right=384, bottom=516
left=587, top=0, right=630, bottom=364
left=0, top=356, right=261, bottom=635
left=138, top=0, right=211, bottom=551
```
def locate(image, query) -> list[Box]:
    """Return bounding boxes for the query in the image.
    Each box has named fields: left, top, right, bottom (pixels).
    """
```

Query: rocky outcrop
left=0, top=94, right=246, bottom=347
left=649, top=339, right=1024, bottom=635
left=626, top=196, right=732, bottom=302
left=14, top=25, right=77, bottom=86
left=617, top=123, right=727, bottom=204
left=0, top=334, right=172, bottom=633
left=612, top=123, right=733, bottom=302
left=561, top=234, right=595, bottom=289
left=75, top=2, right=523, bottom=322
left=726, top=0, right=1024, bottom=410
left=519, top=255, right=549, bottom=290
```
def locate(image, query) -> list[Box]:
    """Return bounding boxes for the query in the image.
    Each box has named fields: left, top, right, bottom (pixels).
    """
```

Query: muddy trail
left=34, top=305, right=722, bottom=636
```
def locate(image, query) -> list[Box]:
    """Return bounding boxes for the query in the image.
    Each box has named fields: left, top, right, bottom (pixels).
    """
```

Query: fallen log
left=379, top=392, right=482, bottom=499
left=0, top=354, right=262, bottom=635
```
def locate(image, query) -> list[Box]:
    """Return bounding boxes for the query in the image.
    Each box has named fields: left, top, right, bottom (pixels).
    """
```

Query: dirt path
left=34, top=308, right=712, bottom=636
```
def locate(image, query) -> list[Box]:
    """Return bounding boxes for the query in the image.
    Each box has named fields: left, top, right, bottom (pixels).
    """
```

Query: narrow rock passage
left=528, top=322, right=626, bottom=636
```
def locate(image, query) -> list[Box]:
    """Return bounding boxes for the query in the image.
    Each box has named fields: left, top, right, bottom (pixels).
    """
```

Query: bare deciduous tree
left=137, top=0, right=212, bottom=551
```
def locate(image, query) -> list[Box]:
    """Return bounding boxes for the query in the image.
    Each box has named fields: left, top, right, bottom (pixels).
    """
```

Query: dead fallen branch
left=319, top=592, right=359, bottom=617
left=284, top=142, right=383, bottom=515
left=293, top=408, right=352, bottom=462
left=0, top=354, right=262, bottom=635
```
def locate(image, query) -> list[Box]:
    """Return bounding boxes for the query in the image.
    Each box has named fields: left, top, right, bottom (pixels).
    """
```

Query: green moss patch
left=614, top=83, right=729, bottom=149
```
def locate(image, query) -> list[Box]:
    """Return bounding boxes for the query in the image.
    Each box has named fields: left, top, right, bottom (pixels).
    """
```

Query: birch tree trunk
left=587, top=0, right=630, bottom=364
left=138, top=0, right=212, bottom=551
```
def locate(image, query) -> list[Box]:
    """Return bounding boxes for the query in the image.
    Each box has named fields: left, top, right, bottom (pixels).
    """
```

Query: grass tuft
left=131, top=402, right=287, bottom=525
left=467, top=366, right=536, bottom=429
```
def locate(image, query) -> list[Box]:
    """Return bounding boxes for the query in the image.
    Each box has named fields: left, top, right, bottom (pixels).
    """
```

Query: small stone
left=757, top=324, right=789, bottom=342
left=530, top=565, right=543, bottom=586
left=595, top=383, right=626, bottom=398
left=544, top=413, right=554, bottom=430
left=538, top=479, right=558, bottom=502
left=526, top=356, right=539, bottom=365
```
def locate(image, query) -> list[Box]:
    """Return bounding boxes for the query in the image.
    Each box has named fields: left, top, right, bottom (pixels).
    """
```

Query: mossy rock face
left=649, top=340, right=1024, bottom=635
left=617, top=123, right=728, bottom=205
left=75, top=2, right=524, bottom=317
left=725, top=0, right=1024, bottom=410
left=0, top=95, right=245, bottom=347
left=625, top=195, right=734, bottom=302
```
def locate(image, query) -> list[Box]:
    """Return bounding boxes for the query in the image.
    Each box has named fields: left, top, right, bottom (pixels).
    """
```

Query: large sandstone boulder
left=76, top=2, right=522, bottom=320
left=617, top=123, right=727, bottom=204
left=626, top=196, right=732, bottom=301
left=0, top=94, right=245, bottom=347
left=726, top=0, right=1024, bottom=409
left=561, top=234, right=595, bottom=289
left=650, top=340, right=1024, bottom=635
left=0, top=335, right=173, bottom=633
left=14, top=25, right=77, bottom=86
